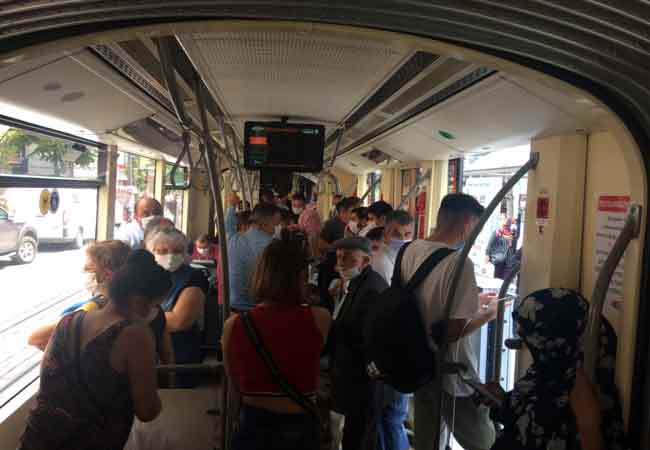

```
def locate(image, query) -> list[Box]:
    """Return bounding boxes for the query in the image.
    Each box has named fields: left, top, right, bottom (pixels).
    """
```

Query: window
left=113, top=152, right=156, bottom=236
left=163, top=163, right=187, bottom=227
left=0, top=186, right=98, bottom=408
left=0, top=126, right=99, bottom=179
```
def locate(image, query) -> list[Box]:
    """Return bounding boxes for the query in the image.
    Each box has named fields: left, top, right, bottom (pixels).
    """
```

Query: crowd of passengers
left=18, top=190, right=629, bottom=450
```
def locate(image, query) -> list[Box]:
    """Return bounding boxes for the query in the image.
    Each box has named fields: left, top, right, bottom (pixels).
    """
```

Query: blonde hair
left=86, top=240, right=131, bottom=274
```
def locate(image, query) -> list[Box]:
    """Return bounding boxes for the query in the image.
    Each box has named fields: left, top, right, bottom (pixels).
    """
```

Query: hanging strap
left=392, top=243, right=455, bottom=290
left=240, top=311, right=320, bottom=421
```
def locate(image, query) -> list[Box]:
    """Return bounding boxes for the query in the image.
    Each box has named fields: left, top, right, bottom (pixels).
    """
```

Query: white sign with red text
left=594, top=195, right=630, bottom=311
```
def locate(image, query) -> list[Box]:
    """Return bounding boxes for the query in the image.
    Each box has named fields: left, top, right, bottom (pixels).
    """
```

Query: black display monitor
left=244, top=121, right=325, bottom=172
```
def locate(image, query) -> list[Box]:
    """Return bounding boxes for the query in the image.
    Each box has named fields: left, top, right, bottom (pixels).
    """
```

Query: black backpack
left=364, top=242, right=455, bottom=393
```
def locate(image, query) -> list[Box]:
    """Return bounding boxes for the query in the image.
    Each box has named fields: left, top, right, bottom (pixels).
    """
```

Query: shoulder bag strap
left=390, top=241, right=412, bottom=288
left=404, top=247, right=455, bottom=291
left=239, top=311, right=320, bottom=420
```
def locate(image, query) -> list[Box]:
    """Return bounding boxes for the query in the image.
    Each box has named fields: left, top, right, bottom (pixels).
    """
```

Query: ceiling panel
left=178, top=30, right=410, bottom=135
left=0, top=54, right=153, bottom=134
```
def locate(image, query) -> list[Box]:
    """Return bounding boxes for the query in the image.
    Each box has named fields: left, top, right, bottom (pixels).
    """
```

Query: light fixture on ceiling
left=438, top=130, right=456, bottom=140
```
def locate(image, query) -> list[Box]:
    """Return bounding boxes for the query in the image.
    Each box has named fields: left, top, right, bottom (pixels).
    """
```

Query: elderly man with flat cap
left=327, top=236, right=388, bottom=450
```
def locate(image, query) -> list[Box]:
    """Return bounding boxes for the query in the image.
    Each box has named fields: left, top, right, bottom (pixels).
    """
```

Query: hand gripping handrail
left=432, top=152, right=539, bottom=450
left=398, top=168, right=431, bottom=210
left=490, top=263, right=520, bottom=384
left=584, top=204, right=641, bottom=383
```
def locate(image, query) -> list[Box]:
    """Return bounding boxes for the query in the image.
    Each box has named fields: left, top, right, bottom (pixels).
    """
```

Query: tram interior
left=0, top=22, right=645, bottom=450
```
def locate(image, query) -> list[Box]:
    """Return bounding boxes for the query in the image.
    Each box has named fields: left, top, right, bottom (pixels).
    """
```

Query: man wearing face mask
left=345, top=207, right=369, bottom=237
left=146, top=228, right=208, bottom=387
left=398, top=193, right=497, bottom=450
left=228, top=203, right=282, bottom=312
left=118, top=196, right=163, bottom=249
left=328, top=237, right=388, bottom=450
left=370, top=210, right=414, bottom=284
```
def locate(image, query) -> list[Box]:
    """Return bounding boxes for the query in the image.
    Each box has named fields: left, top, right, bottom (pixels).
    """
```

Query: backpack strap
left=404, top=247, right=455, bottom=291
left=391, top=242, right=412, bottom=288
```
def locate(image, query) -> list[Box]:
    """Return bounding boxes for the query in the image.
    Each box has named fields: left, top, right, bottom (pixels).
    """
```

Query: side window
left=0, top=208, right=7, bottom=220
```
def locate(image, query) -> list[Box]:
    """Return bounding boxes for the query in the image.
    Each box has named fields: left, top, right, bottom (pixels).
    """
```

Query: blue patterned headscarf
left=491, top=288, right=588, bottom=450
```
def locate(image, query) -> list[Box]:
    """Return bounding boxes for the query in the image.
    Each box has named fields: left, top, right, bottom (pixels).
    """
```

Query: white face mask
left=155, top=253, right=184, bottom=272
left=339, top=266, right=361, bottom=280
left=348, top=221, right=359, bottom=234
left=85, top=272, right=98, bottom=294
left=140, top=215, right=160, bottom=230
left=292, top=206, right=304, bottom=215
left=274, top=224, right=282, bottom=238
left=197, top=246, right=209, bottom=255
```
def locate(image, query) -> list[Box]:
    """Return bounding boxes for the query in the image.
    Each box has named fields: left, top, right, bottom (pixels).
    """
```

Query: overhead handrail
left=398, top=168, right=431, bottom=209
left=490, top=263, right=520, bottom=385
left=432, top=152, right=539, bottom=450
left=168, top=130, right=193, bottom=190
left=360, top=175, right=382, bottom=203
left=584, top=203, right=641, bottom=383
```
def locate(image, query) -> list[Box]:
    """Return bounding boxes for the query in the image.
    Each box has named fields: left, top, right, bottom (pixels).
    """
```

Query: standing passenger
left=291, top=193, right=322, bottom=257
left=228, top=203, right=282, bottom=312
left=222, top=231, right=331, bottom=450
left=346, top=207, right=369, bottom=237
left=485, top=214, right=515, bottom=280
left=225, top=192, right=242, bottom=239
left=117, top=197, right=163, bottom=249
left=329, top=237, right=388, bottom=450
left=19, top=250, right=171, bottom=450
left=399, top=193, right=497, bottom=450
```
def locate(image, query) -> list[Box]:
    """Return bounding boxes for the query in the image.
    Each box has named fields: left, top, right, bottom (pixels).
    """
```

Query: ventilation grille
left=325, top=51, right=438, bottom=146
left=91, top=43, right=174, bottom=113
left=340, top=67, right=497, bottom=156
left=381, top=58, right=470, bottom=115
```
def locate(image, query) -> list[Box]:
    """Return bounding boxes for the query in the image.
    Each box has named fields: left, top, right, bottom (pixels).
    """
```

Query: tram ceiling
left=0, top=1, right=648, bottom=445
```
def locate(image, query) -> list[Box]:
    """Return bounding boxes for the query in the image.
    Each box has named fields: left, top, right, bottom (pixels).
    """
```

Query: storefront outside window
left=113, top=152, right=156, bottom=237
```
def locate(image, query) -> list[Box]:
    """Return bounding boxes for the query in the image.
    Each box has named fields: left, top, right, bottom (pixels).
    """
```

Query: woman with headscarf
left=480, top=289, right=605, bottom=450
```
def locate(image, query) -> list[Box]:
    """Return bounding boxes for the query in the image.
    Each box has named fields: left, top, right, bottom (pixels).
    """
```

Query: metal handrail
left=168, top=130, right=193, bottom=190
left=432, top=152, right=539, bottom=450
left=329, top=125, right=345, bottom=169
left=195, top=76, right=232, bottom=450
left=156, top=363, right=223, bottom=375
left=584, top=204, right=641, bottom=382
left=490, top=263, right=520, bottom=384
left=398, top=168, right=431, bottom=209
left=360, top=175, right=382, bottom=203
left=316, top=170, right=341, bottom=195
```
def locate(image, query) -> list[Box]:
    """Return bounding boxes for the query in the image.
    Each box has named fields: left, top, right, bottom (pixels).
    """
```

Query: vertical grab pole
left=195, top=77, right=232, bottom=450
left=360, top=176, right=382, bottom=203
left=584, top=204, right=641, bottom=382
left=490, top=263, right=520, bottom=384
left=432, top=152, right=539, bottom=450
left=398, top=169, right=431, bottom=210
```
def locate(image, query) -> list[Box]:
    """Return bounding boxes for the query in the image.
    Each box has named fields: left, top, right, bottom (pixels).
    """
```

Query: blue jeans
left=232, top=405, right=319, bottom=450
left=377, top=384, right=410, bottom=450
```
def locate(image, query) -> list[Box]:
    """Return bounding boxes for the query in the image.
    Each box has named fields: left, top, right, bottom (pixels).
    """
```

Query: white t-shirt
left=400, top=240, right=480, bottom=396
left=118, top=220, right=144, bottom=249
left=371, top=247, right=394, bottom=284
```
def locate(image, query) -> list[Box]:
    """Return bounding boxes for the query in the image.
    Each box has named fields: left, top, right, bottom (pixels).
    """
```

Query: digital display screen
left=244, top=121, right=325, bottom=172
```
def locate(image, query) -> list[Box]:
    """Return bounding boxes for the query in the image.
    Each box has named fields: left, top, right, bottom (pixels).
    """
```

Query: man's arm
left=225, top=206, right=237, bottom=238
